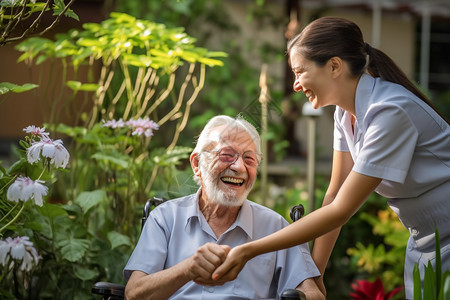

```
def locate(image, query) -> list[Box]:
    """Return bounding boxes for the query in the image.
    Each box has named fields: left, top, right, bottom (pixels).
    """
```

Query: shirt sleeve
left=353, top=103, right=419, bottom=183
left=123, top=211, right=169, bottom=281
left=275, top=243, right=321, bottom=295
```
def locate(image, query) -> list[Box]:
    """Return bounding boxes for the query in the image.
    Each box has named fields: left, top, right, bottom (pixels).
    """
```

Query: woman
left=212, top=17, right=450, bottom=299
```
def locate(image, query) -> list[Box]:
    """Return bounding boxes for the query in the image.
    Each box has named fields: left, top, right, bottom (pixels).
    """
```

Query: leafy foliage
left=1, top=12, right=224, bottom=299
left=347, top=207, right=409, bottom=292
left=413, top=228, right=450, bottom=300
left=0, top=0, right=78, bottom=45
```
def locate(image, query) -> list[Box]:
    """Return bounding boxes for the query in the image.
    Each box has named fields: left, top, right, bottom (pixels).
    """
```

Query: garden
left=1, top=1, right=449, bottom=299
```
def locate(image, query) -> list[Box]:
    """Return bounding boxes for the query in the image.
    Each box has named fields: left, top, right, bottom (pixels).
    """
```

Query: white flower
left=0, top=239, right=9, bottom=266
left=23, top=125, right=49, bottom=140
left=7, top=176, right=48, bottom=206
left=0, top=236, right=40, bottom=272
left=27, top=137, right=70, bottom=168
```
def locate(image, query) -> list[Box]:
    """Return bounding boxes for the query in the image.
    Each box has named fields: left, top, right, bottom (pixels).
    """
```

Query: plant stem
left=0, top=202, right=26, bottom=234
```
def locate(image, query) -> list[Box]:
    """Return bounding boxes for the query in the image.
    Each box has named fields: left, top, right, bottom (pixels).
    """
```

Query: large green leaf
left=74, top=265, right=99, bottom=281
left=58, top=237, right=90, bottom=262
left=107, top=231, right=132, bottom=249
left=75, top=190, right=106, bottom=213
left=66, top=80, right=99, bottom=92
left=0, top=82, right=38, bottom=95
left=92, top=153, right=130, bottom=169
left=413, top=264, right=422, bottom=300
left=423, top=261, right=436, bottom=299
left=37, top=202, right=68, bottom=219
left=439, top=271, right=450, bottom=300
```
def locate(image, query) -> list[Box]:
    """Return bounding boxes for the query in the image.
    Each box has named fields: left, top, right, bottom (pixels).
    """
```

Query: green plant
left=0, top=126, right=76, bottom=299
left=347, top=207, right=409, bottom=292
left=5, top=12, right=225, bottom=299
left=413, top=227, right=450, bottom=300
left=0, top=0, right=78, bottom=45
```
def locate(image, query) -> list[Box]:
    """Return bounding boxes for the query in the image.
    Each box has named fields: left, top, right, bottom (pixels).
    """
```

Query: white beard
left=200, top=162, right=251, bottom=207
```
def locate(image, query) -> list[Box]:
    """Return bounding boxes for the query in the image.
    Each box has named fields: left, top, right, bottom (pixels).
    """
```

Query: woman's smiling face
left=290, top=53, right=336, bottom=109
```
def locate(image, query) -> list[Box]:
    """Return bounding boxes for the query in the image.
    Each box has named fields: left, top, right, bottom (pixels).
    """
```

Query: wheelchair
left=92, top=198, right=307, bottom=300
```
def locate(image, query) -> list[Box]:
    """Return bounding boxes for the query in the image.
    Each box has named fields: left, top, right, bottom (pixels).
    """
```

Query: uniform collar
left=355, top=73, right=376, bottom=122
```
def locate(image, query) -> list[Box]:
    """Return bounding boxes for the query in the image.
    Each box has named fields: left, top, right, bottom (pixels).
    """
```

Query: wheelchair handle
left=290, top=204, right=305, bottom=222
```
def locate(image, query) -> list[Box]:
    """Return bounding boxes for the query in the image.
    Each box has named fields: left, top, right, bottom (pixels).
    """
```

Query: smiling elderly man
left=124, top=115, right=324, bottom=300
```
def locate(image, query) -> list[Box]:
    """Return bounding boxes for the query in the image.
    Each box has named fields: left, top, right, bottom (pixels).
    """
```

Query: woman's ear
left=328, top=56, right=343, bottom=77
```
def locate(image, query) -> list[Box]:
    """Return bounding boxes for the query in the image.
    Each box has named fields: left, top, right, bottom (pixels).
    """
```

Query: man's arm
left=125, top=243, right=230, bottom=300
left=296, top=278, right=326, bottom=300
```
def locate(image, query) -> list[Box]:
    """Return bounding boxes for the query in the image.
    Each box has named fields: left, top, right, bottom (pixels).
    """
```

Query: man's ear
left=190, top=153, right=201, bottom=177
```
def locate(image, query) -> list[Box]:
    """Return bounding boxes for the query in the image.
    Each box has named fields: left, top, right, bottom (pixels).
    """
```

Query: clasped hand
left=191, top=244, right=248, bottom=286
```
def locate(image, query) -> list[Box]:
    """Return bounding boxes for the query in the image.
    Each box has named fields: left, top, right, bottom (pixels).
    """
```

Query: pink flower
left=27, top=137, right=70, bottom=168
left=23, top=125, right=49, bottom=140
left=126, top=117, right=159, bottom=137
left=7, top=176, right=48, bottom=206
left=0, top=236, right=40, bottom=272
left=103, top=118, right=126, bottom=129
left=103, top=117, right=159, bottom=137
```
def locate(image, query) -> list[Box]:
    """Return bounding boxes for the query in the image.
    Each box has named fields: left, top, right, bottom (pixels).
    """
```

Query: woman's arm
left=311, top=150, right=354, bottom=295
left=212, top=165, right=381, bottom=282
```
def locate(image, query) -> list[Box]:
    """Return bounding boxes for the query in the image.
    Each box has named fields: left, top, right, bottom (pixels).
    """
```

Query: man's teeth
left=221, top=177, right=244, bottom=184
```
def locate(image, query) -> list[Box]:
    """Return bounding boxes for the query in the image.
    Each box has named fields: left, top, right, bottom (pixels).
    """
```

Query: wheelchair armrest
left=92, top=281, right=125, bottom=299
left=281, top=288, right=306, bottom=300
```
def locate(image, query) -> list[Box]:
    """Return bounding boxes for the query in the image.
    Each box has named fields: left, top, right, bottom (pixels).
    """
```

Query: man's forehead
left=209, top=125, right=256, bottom=149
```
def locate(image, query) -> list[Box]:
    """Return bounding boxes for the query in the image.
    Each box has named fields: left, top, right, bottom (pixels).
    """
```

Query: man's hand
left=125, top=243, right=230, bottom=300
left=184, top=243, right=230, bottom=284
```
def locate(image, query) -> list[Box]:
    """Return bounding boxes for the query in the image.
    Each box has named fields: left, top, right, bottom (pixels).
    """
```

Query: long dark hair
left=287, top=17, right=449, bottom=124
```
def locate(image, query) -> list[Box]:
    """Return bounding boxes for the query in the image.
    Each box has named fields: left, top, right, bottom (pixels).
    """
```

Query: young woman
left=212, top=17, right=450, bottom=299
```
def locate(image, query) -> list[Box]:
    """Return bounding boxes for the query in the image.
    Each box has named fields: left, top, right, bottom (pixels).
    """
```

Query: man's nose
left=230, top=155, right=246, bottom=171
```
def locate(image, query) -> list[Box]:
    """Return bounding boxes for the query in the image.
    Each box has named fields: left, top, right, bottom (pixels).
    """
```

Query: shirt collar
left=355, top=73, right=376, bottom=121
left=185, top=188, right=254, bottom=239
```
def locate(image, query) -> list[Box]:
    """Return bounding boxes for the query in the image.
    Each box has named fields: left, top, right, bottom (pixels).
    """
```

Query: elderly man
left=124, top=115, right=324, bottom=300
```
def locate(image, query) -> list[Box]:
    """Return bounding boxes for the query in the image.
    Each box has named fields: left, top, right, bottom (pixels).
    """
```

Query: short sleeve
left=123, top=211, right=169, bottom=280
left=353, top=104, right=419, bottom=183
left=333, top=107, right=350, bottom=152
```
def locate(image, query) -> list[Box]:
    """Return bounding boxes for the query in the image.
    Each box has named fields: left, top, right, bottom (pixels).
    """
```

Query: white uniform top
left=334, top=73, right=450, bottom=299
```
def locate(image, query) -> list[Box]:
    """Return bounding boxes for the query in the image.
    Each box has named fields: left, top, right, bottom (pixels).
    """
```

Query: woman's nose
left=293, top=78, right=302, bottom=92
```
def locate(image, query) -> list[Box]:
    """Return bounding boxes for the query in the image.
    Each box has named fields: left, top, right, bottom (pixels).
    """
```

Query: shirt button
left=410, top=228, right=418, bottom=235
left=207, top=287, right=214, bottom=293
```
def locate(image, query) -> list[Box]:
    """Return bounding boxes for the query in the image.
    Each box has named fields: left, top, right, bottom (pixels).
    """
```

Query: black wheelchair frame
left=92, top=199, right=307, bottom=300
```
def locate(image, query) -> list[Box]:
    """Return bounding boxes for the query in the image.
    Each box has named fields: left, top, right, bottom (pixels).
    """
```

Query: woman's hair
left=287, top=17, right=449, bottom=124
left=192, top=114, right=261, bottom=156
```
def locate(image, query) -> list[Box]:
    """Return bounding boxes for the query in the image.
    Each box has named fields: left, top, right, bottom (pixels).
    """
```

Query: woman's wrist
left=240, top=241, right=260, bottom=261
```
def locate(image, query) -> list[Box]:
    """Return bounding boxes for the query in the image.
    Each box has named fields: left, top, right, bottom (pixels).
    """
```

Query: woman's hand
left=211, top=245, right=250, bottom=283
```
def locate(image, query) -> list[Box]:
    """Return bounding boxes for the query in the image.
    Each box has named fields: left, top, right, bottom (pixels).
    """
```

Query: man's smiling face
left=199, top=125, right=258, bottom=207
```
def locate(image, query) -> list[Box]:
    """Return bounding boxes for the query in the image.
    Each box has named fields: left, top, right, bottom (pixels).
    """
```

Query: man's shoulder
left=246, top=200, right=286, bottom=221
left=151, top=193, right=197, bottom=215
